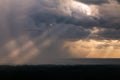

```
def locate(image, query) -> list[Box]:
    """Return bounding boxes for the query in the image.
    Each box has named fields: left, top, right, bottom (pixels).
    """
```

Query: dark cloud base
left=75, top=0, right=109, bottom=5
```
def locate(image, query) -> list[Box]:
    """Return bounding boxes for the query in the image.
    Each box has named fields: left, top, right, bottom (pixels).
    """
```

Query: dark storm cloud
left=0, top=0, right=120, bottom=64
left=75, top=0, right=109, bottom=5
left=0, top=0, right=91, bottom=64
left=116, top=0, right=120, bottom=3
left=0, top=0, right=119, bottom=40
left=97, top=29, right=120, bottom=40
left=30, top=10, right=98, bottom=27
left=28, top=0, right=120, bottom=37
left=27, top=0, right=93, bottom=40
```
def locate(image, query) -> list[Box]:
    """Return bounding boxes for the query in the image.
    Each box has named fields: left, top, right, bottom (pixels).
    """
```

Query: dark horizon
left=3, top=58, right=120, bottom=65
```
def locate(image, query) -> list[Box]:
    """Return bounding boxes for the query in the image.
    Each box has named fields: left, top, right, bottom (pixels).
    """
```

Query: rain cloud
left=0, top=0, right=120, bottom=64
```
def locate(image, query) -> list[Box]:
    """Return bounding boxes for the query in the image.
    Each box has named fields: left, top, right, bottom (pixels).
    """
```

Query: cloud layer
left=0, top=0, right=120, bottom=64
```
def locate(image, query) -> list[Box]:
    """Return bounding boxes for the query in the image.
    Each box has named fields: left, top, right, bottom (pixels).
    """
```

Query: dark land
left=1, top=59, right=120, bottom=79
left=0, top=65, right=120, bottom=79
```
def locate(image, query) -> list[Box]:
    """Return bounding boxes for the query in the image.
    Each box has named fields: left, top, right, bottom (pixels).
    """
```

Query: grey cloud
left=0, top=0, right=91, bottom=64
left=29, top=0, right=120, bottom=29
left=97, top=29, right=120, bottom=40
left=0, top=0, right=120, bottom=40
left=97, top=0, right=120, bottom=28
left=75, top=0, right=109, bottom=5
left=116, top=0, right=120, bottom=2
left=0, top=0, right=120, bottom=64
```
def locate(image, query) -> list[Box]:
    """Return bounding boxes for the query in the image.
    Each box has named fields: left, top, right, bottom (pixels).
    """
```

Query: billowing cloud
left=0, top=0, right=120, bottom=64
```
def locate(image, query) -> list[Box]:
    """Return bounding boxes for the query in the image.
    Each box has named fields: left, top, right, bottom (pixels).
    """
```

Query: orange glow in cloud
left=64, top=39, right=120, bottom=58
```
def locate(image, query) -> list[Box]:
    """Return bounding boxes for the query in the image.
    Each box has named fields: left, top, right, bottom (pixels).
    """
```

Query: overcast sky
left=0, top=0, right=120, bottom=64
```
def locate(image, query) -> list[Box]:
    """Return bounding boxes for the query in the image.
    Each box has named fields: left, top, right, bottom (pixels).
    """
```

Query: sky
left=0, top=0, right=120, bottom=64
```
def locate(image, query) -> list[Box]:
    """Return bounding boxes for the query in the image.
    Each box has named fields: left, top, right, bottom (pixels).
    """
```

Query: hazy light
left=64, top=39, right=120, bottom=58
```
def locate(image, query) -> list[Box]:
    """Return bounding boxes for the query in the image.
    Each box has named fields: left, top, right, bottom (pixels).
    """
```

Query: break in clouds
left=0, top=0, right=120, bottom=64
